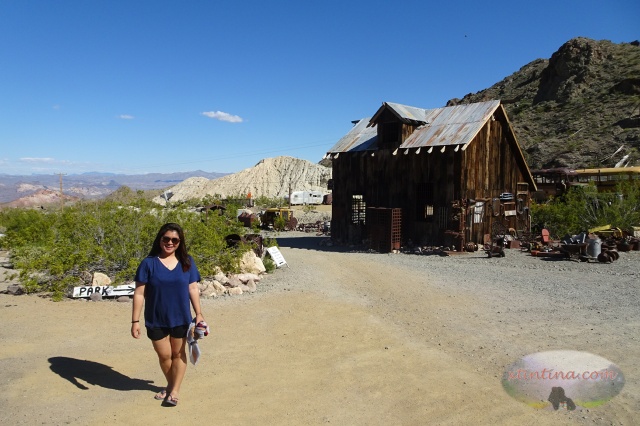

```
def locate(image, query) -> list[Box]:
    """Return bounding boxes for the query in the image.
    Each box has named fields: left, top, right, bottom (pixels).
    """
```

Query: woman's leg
left=151, top=336, right=174, bottom=392
left=167, top=336, right=187, bottom=399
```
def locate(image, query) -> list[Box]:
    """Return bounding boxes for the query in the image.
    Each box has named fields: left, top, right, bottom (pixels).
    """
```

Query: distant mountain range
left=0, top=170, right=228, bottom=204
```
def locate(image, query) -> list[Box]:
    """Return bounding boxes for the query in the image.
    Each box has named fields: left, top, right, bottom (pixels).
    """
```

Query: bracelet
left=195, top=312, right=203, bottom=315
left=131, top=320, right=139, bottom=323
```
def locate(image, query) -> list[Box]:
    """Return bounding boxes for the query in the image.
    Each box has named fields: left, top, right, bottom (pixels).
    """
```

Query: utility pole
left=57, top=173, right=66, bottom=210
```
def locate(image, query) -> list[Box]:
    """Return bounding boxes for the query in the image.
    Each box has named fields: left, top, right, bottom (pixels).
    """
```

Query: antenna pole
left=58, top=173, right=66, bottom=210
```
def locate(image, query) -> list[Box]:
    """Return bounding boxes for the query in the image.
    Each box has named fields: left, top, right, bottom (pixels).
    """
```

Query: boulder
left=117, top=296, right=130, bottom=303
left=240, top=251, right=266, bottom=275
left=201, top=285, right=218, bottom=298
left=90, top=292, right=103, bottom=302
left=92, top=272, right=111, bottom=287
left=227, top=275, right=242, bottom=288
left=237, top=273, right=261, bottom=283
left=245, top=279, right=257, bottom=293
left=228, top=287, right=243, bottom=296
left=214, top=273, right=229, bottom=285
left=211, top=280, right=226, bottom=294
left=6, top=284, right=25, bottom=295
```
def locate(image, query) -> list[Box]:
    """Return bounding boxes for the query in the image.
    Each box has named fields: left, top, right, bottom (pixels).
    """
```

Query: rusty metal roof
left=400, top=100, right=500, bottom=149
left=370, top=102, right=431, bottom=125
left=327, top=100, right=501, bottom=154
left=326, top=118, right=377, bottom=154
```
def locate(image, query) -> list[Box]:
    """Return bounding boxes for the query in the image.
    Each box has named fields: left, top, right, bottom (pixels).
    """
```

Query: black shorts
left=146, top=324, right=189, bottom=341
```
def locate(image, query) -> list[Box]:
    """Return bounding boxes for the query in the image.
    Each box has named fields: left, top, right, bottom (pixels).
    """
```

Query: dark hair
left=149, top=222, right=191, bottom=272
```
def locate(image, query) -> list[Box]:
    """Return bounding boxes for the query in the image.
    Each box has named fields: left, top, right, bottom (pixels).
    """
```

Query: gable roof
left=325, top=117, right=378, bottom=154
left=369, top=102, right=431, bottom=126
left=326, top=100, right=501, bottom=154
left=400, top=100, right=500, bottom=150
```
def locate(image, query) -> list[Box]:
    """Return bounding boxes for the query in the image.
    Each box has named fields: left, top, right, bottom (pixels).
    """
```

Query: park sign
left=266, top=246, right=288, bottom=268
left=72, top=284, right=135, bottom=298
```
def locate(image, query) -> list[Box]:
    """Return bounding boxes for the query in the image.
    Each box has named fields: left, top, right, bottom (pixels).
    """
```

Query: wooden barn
left=325, top=100, right=537, bottom=251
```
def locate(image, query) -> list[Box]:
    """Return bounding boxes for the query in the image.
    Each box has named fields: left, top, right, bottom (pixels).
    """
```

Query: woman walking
left=131, top=222, right=204, bottom=406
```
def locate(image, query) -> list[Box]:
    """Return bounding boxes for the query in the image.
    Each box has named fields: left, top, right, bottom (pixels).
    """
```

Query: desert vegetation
left=0, top=190, right=263, bottom=300
left=531, top=181, right=640, bottom=238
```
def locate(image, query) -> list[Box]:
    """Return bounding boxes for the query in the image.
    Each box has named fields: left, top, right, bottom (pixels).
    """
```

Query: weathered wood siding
left=331, top=105, right=531, bottom=247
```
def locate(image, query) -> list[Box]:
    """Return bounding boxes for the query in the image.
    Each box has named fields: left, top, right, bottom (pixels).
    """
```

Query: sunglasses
left=161, top=236, right=180, bottom=245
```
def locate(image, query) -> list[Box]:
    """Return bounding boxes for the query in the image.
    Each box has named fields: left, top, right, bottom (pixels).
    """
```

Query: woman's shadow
left=49, top=356, right=161, bottom=393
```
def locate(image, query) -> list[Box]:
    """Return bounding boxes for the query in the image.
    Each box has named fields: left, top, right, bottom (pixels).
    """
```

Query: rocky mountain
left=447, top=37, right=640, bottom=170
left=1, top=189, right=79, bottom=208
left=153, top=156, right=331, bottom=205
left=0, top=170, right=227, bottom=205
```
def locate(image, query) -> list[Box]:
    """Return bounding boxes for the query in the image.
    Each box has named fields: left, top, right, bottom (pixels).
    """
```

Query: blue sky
left=1, top=0, right=638, bottom=176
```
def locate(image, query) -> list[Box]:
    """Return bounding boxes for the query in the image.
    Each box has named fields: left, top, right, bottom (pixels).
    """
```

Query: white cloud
left=19, top=158, right=72, bottom=167
left=201, top=111, right=243, bottom=123
left=20, top=157, right=58, bottom=163
left=118, top=114, right=135, bottom=120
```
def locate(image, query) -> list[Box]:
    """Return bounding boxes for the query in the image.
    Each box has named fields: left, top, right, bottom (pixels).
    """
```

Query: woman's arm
left=189, top=281, right=204, bottom=322
left=131, top=282, right=145, bottom=338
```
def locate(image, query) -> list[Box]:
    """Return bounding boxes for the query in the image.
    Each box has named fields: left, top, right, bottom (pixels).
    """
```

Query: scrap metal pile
left=529, top=227, right=640, bottom=263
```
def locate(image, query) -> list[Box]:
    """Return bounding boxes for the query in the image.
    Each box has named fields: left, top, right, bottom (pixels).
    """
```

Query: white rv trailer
left=287, top=191, right=324, bottom=205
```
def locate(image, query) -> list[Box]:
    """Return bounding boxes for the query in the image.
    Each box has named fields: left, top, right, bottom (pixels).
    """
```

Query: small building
left=325, top=100, right=536, bottom=251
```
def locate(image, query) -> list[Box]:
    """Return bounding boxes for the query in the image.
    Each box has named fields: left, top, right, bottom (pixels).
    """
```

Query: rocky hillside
left=448, top=37, right=640, bottom=169
left=1, top=189, right=78, bottom=208
left=0, top=170, right=227, bottom=205
left=153, top=156, right=331, bottom=205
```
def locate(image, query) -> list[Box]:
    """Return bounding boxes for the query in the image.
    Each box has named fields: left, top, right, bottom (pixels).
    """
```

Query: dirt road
left=0, top=236, right=637, bottom=425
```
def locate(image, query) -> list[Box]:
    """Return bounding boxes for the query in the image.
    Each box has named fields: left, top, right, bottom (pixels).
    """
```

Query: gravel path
left=254, top=232, right=639, bottom=424
left=0, top=234, right=637, bottom=425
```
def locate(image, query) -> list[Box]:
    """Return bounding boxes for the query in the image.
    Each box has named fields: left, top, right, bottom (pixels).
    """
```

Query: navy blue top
left=134, top=256, right=201, bottom=328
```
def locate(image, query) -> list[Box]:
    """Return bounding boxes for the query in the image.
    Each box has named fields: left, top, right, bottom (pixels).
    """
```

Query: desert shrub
left=273, top=215, right=286, bottom=231
left=530, top=181, right=640, bottom=238
left=302, top=204, right=317, bottom=213
left=178, top=208, right=247, bottom=276
left=0, top=208, right=56, bottom=249
left=0, top=198, right=259, bottom=299
left=254, top=195, right=286, bottom=208
left=263, top=256, right=276, bottom=273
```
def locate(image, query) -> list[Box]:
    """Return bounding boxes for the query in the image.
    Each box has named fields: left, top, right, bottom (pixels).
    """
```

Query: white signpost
left=266, top=246, right=288, bottom=268
left=72, top=284, right=135, bottom=298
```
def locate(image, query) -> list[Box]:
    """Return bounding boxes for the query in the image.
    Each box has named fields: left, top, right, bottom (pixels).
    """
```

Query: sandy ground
left=0, top=236, right=637, bottom=425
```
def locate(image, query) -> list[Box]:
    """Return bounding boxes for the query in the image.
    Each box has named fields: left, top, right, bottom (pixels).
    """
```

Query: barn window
left=351, top=194, right=366, bottom=224
left=416, top=183, right=434, bottom=222
left=381, top=121, right=400, bottom=148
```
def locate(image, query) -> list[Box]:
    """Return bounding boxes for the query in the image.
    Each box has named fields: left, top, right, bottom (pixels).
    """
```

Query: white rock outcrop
left=153, top=156, right=331, bottom=205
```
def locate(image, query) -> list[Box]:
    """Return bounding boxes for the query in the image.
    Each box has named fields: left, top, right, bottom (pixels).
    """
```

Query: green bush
left=254, top=195, right=286, bottom=208
left=273, top=215, right=286, bottom=231
left=302, top=204, right=317, bottom=214
left=263, top=256, right=276, bottom=273
left=531, top=181, right=640, bottom=238
left=0, top=198, right=267, bottom=299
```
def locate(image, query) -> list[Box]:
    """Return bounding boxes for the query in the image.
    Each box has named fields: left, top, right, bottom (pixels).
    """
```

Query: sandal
left=154, top=389, right=167, bottom=400
left=165, top=395, right=179, bottom=406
